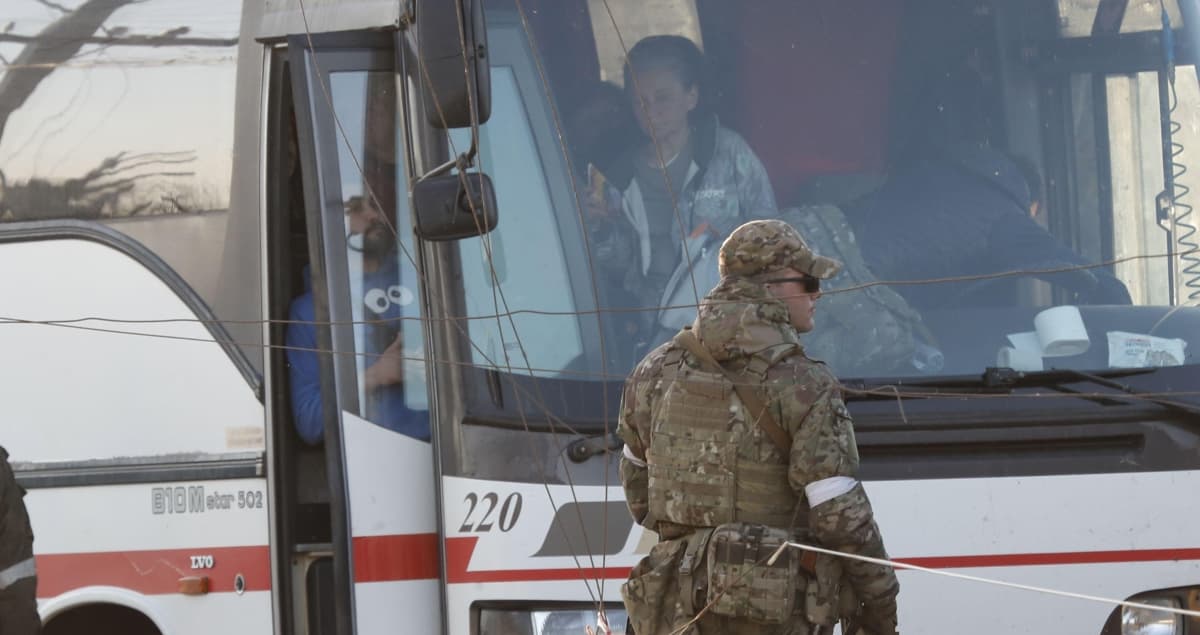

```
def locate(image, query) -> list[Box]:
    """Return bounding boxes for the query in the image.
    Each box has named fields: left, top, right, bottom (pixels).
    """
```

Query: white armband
left=805, top=476, right=858, bottom=507
left=623, top=444, right=647, bottom=468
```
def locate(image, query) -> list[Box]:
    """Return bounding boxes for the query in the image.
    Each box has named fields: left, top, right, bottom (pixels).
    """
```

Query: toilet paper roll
left=1033, top=305, right=1090, bottom=357
left=998, top=346, right=1043, bottom=371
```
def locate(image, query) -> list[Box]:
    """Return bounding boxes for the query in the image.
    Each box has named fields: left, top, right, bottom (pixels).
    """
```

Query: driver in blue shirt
left=286, top=195, right=430, bottom=444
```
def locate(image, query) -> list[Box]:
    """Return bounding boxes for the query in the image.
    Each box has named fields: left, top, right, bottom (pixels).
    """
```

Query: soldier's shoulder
left=629, top=340, right=677, bottom=381
left=766, top=349, right=839, bottom=393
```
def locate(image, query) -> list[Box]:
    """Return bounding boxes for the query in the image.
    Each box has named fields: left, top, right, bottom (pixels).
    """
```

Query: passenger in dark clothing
left=0, top=446, right=39, bottom=633
left=845, top=145, right=1132, bottom=308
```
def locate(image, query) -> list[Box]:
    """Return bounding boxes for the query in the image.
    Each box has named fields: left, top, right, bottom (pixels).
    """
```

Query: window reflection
left=463, top=0, right=1200, bottom=384
left=326, top=71, right=429, bottom=440
left=0, top=0, right=240, bottom=306
left=454, top=66, right=586, bottom=378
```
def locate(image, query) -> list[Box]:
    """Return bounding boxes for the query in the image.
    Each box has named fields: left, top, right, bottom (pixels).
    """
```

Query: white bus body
left=1, top=1, right=1198, bottom=634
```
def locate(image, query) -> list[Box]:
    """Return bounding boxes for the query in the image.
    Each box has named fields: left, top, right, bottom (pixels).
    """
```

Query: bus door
left=287, top=32, right=440, bottom=634
left=1035, top=0, right=1200, bottom=307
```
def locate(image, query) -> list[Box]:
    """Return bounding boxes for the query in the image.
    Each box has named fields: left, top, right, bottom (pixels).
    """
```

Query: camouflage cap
left=718, top=219, right=842, bottom=279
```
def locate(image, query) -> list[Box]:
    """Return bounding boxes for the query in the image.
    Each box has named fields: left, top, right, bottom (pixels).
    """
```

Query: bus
left=1, top=0, right=1199, bottom=633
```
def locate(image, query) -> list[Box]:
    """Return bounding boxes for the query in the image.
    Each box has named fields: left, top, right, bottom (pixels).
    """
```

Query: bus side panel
left=873, top=471, right=1200, bottom=632
left=341, top=413, right=441, bottom=633
left=0, top=236, right=269, bottom=631
left=0, top=238, right=262, bottom=461
left=437, top=472, right=1200, bottom=633
left=31, top=478, right=272, bottom=634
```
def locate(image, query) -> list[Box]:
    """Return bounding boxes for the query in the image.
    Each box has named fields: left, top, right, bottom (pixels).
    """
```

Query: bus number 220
left=459, top=492, right=522, bottom=533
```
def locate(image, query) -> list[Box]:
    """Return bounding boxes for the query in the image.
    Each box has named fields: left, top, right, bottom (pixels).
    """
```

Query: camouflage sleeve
left=789, top=390, right=899, bottom=634
left=787, top=389, right=858, bottom=486
left=617, top=359, right=656, bottom=528
left=0, top=449, right=34, bottom=565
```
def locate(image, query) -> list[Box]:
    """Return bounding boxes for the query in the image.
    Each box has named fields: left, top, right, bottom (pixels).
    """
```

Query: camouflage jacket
left=618, top=277, right=899, bottom=630
left=0, top=446, right=33, bottom=569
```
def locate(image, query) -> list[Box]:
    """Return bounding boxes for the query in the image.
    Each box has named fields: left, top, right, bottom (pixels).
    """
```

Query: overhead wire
left=232, top=3, right=1200, bottom=629
left=4, top=242, right=1198, bottom=329
left=668, top=540, right=1200, bottom=635
left=6, top=311, right=1200, bottom=404
left=7, top=1, right=1200, bottom=624
left=594, top=0, right=704, bottom=322
left=458, top=13, right=610, bottom=608
left=508, top=0, right=628, bottom=608
left=402, top=0, right=610, bottom=603
left=776, top=542, right=1200, bottom=619
left=292, top=5, right=613, bottom=607
left=455, top=4, right=1200, bottom=621
left=281, top=15, right=637, bottom=611
left=441, top=19, right=613, bottom=608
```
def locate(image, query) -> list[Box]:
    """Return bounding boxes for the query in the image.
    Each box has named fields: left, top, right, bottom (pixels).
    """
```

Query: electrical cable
left=3, top=243, right=1195, bottom=331
left=8, top=3, right=1200, bottom=627
left=772, top=541, right=1200, bottom=619
left=404, top=2, right=610, bottom=604
left=1165, top=51, right=1200, bottom=303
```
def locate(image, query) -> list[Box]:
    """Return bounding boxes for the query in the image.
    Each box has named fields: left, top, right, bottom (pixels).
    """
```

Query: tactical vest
left=647, top=349, right=797, bottom=531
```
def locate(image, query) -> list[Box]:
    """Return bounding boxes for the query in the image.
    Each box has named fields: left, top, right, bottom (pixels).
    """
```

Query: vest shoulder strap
left=672, top=329, right=791, bottom=455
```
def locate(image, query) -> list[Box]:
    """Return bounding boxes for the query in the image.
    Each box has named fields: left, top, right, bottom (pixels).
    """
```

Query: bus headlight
left=1121, top=597, right=1182, bottom=635
left=477, top=605, right=628, bottom=634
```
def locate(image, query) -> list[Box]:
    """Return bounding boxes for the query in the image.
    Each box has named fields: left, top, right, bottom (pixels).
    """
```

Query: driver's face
left=348, top=198, right=393, bottom=257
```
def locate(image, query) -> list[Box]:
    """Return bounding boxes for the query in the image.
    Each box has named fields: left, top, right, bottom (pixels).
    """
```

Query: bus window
left=0, top=0, right=241, bottom=311
left=1105, top=68, right=1200, bottom=304
left=1058, top=0, right=1183, bottom=36
left=469, top=0, right=1200, bottom=383
left=315, top=69, right=430, bottom=440
left=451, top=53, right=587, bottom=378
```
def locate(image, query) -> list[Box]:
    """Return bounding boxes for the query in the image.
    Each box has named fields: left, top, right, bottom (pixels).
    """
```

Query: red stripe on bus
left=445, top=536, right=630, bottom=583
left=35, top=546, right=271, bottom=597
left=446, top=536, right=1200, bottom=584
left=352, top=533, right=440, bottom=582
left=32, top=539, right=1200, bottom=597
left=897, top=547, right=1200, bottom=569
left=32, top=534, right=439, bottom=597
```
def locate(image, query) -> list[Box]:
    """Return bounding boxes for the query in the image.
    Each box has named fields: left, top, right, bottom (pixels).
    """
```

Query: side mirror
left=416, top=0, right=491, bottom=129
left=412, top=172, right=498, bottom=241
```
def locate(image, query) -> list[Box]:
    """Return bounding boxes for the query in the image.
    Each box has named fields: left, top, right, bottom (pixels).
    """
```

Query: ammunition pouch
left=803, top=548, right=844, bottom=627
left=704, top=522, right=803, bottom=624
left=622, top=539, right=692, bottom=635
left=677, top=527, right=714, bottom=618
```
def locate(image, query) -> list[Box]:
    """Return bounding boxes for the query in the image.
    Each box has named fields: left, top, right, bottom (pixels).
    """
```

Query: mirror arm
left=419, top=136, right=478, bottom=182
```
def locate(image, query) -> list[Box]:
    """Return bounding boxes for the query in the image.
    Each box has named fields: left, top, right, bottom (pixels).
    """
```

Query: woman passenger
left=586, top=35, right=777, bottom=343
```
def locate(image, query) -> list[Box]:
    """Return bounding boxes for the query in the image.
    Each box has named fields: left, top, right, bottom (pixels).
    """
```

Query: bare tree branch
left=33, top=0, right=74, bottom=14
left=0, top=0, right=136, bottom=142
left=0, top=31, right=236, bottom=48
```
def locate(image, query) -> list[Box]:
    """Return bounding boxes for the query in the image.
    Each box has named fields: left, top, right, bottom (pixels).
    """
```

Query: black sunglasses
left=763, top=275, right=820, bottom=294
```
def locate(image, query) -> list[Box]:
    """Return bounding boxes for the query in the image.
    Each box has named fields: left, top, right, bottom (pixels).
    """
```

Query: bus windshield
left=444, top=0, right=1199, bottom=411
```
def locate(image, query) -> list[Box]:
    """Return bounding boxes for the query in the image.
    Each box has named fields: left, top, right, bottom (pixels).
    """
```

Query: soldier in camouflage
left=0, top=446, right=39, bottom=633
left=618, top=219, right=899, bottom=634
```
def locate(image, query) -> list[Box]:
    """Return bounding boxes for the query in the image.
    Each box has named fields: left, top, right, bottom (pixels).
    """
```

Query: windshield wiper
left=1010, top=367, right=1200, bottom=417
left=847, top=367, right=1200, bottom=417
